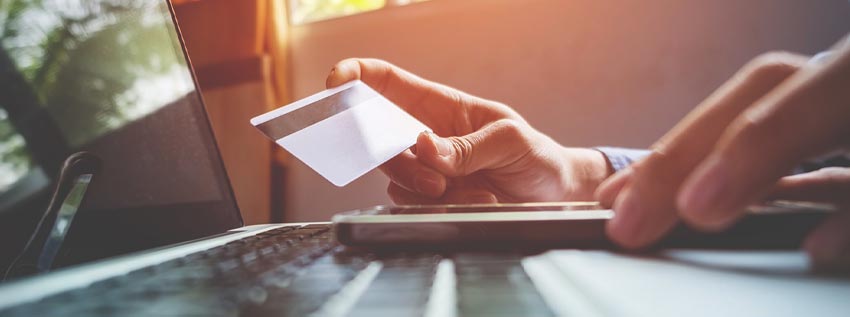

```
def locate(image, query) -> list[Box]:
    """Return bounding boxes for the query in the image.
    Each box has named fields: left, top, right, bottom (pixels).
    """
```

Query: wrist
left=561, top=147, right=614, bottom=200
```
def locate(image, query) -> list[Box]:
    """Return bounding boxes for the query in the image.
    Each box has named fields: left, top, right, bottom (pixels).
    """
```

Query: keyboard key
left=344, top=254, right=439, bottom=316
left=454, top=253, right=555, bottom=317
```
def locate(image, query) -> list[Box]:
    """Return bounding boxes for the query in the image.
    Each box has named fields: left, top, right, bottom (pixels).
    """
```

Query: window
left=0, top=108, right=32, bottom=193
left=288, top=0, right=429, bottom=25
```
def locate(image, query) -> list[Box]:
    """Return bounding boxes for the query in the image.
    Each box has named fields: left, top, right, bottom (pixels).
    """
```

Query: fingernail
left=414, top=170, right=444, bottom=197
left=412, top=132, right=430, bottom=155
left=678, top=156, right=735, bottom=226
left=429, top=133, right=453, bottom=157
left=339, top=60, right=358, bottom=74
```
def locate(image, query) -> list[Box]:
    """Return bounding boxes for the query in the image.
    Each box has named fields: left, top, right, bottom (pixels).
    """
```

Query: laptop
left=0, top=1, right=558, bottom=316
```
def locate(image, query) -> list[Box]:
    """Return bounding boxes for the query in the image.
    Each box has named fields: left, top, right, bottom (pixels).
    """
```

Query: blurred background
left=170, top=0, right=850, bottom=223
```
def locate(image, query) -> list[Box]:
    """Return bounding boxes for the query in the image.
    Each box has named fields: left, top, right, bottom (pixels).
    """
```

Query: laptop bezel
left=164, top=0, right=244, bottom=228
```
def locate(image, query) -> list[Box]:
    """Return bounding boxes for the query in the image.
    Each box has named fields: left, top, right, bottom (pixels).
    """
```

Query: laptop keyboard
left=0, top=224, right=555, bottom=316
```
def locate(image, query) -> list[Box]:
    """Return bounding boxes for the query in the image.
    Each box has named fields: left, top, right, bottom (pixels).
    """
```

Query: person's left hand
left=325, top=58, right=611, bottom=204
left=596, top=44, right=850, bottom=268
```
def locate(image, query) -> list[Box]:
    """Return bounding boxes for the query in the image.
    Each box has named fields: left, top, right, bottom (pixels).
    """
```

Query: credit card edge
left=249, top=80, right=364, bottom=126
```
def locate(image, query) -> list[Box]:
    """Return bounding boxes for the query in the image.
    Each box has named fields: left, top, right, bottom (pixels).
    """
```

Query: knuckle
left=631, top=149, right=690, bottom=193
left=380, top=160, right=405, bottom=184
left=744, top=51, right=804, bottom=81
left=386, top=182, right=397, bottom=197
left=732, top=111, right=773, bottom=148
left=491, top=101, right=511, bottom=110
left=386, top=183, right=408, bottom=204
left=450, top=136, right=475, bottom=174
left=489, top=102, right=523, bottom=118
left=492, top=119, right=538, bottom=154
left=723, top=111, right=791, bottom=166
left=448, top=90, right=466, bottom=109
left=491, top=119, right=530, bottom=144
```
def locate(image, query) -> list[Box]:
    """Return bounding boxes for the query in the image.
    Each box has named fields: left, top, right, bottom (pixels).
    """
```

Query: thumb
left=326, top=58, right=363, bottom=88
left=415, top=119, right=538, bottom=177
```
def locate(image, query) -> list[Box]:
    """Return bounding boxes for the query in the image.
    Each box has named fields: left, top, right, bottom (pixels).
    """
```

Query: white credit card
left=250, top=80, right=430, bottom=187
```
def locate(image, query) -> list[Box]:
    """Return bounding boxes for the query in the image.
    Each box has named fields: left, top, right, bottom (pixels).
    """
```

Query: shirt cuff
left=594, top=147, right=650, bottom=172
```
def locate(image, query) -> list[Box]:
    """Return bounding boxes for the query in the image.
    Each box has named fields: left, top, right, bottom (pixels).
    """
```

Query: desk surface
left=524, top=250, right=850, bottom=317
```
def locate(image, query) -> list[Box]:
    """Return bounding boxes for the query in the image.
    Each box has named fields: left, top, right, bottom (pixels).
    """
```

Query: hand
left=769, top=167, right=850, bottom=270
left=596, top=44, right=850, bottom=268
left=326, top=58, right=611, bottom=204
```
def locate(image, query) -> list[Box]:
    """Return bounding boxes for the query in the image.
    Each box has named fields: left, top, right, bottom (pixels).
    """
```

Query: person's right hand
left=326, top=58, right=611, bottom=204
left=595, top=41, right=850, bottom=268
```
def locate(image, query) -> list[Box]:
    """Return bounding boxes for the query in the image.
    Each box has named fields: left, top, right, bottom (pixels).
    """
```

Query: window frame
left=285, top=0, right=431, bottom=26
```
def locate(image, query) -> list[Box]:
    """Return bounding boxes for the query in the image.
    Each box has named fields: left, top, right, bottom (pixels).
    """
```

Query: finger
left=804, top=211, right=850, bottom=271
left=325, top=58, right=519, bottom=132
left=379, top=149, right=446, bottom=198
left=442, top=188, right=499, bottom=204
left=607, top=157, right=682, bottom=249
left=387, top=182, right=440, bottom=205
left=608, top=52, right=808, bottom=248
left=414, top=120, right=543, bottom=177
left=387, top=182, right=498, bottom=205
left=768, top=167, right=850, bottom=207
left=678, top=48, right=850, bottom=228
left=595, top=167, right=633, bottom=208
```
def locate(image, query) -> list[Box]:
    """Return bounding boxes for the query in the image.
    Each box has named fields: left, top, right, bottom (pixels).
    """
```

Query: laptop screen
left=0, top=1, right=242, bottom=273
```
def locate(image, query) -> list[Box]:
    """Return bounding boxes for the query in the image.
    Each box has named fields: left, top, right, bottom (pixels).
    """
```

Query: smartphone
left=333, top=201, right=834, bottom=249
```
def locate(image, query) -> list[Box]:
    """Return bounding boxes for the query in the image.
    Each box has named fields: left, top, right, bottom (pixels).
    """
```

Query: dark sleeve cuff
left=594, top=147, right=650, bottom=172
left=794, top=151, right=850, bottom=174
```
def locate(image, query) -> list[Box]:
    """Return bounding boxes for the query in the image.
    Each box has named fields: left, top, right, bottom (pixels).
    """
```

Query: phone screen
left=370, top=202, right=605, bottom=215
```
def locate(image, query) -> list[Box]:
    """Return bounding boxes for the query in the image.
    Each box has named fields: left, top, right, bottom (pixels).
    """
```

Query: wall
left=284, top=0, right=850, bottom=221
left=175, top=1, right=273, bottom=224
